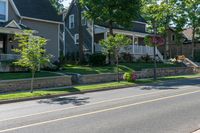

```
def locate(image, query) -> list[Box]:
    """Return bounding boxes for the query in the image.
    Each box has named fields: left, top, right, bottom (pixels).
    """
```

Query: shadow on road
left=141, top=78, right=200, bottom=90
left=38, top=96, right=90, bottom=106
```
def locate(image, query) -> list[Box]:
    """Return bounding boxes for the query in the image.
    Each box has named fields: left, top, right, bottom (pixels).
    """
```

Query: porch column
left=132, top=35, right=135, bottom=54
left=91, top=21, right=94, bottom=54
left=104, top=31, right=108, bottom=39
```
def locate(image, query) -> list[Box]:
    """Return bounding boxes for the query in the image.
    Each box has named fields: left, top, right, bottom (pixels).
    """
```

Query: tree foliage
left=14, top=30, right=51, bottom=93
left=50, top=0, right=64, bottom=13
left=100, top=34, right=132, bottom=62
left=80, top=0, right=142, bottom=35
left=176, top=0, right=200, bottom=58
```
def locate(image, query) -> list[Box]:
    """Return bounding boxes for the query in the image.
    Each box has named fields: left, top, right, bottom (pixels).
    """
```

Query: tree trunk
left=191, top=27, right=196, bottom=59
left=116, top=49, right=120, bottom=82
left=77, top=0, right=84, bottom=64
left=164, top=33, right=167, bottom=60
left=108, top=20, right=114, bottom=64
left=180, top=43, right=183, bottom=55
left=153, top=22, right=157, bottom=80
left=30, top=70, right=35, bottom=93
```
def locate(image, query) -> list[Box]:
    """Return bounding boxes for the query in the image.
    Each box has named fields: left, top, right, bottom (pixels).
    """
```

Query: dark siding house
left=0, top=0, right=63, bottom=62
left=63, top=0, right=164, bottom=61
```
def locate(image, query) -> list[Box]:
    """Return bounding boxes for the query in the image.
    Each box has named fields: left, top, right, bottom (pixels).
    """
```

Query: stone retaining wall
left=0, top=67, right=199, bottom=93
left=0, top=76, right=72, bottom=93
left=78, top=67, right=200, bottom=84
left=136, top=67, right=200, bottom=79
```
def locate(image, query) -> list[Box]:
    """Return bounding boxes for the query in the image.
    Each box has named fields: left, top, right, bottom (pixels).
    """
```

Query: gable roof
left=182, top=28, right=193, bottom=41
left=12, top=0, right=62, bottom=22
left=0, top=20, right=31, bottom=30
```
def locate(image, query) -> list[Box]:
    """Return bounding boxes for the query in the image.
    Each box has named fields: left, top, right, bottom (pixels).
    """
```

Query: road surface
left=0, top=78, right=200, bottom=133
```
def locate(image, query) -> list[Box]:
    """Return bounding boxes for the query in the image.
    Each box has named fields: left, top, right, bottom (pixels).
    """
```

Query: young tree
left=100, top=34, right=132, bottom=82
left=14, top=30, right=51, bottom=93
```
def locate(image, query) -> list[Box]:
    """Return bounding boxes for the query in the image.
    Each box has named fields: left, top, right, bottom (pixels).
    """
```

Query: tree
left=142, top=0, right=174, bottom=60
left=177, top=0, right=200, bottom=58
left=172, top=9, right=187, bottom=56
left=100, top=34, right=132, bottom=82
left=14, top=30, right=51, bottom=93
left=76, top=0, right=85, bottom=64
left=80, top=0, right=142, bottom=36
left=50, top=0, right=65, bottom=13
left=80, top=0, right=142, bottom=64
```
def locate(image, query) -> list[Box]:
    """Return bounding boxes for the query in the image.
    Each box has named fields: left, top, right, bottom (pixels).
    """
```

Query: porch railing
left=0, top=54, right=20, bottom=61
left=120, top=45, right=164, bottom=61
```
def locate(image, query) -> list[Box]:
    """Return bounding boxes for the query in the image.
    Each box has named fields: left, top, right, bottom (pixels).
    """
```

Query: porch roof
left=0, top=20, right=32, bottom=34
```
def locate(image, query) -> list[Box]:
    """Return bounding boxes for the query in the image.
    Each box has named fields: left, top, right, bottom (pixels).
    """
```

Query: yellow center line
left=0, top=89, right=200, bottom=133
left=0, top=90, right=169, bottom=122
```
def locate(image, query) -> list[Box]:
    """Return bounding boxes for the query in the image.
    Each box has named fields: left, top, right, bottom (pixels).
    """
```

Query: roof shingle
left=13, top=0, right=62, bottom=22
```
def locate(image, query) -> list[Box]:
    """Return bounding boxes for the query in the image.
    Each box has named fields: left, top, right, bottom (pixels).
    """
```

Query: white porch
left=120, top=45, right=164, bottom=61
left=93, top=26, right=164, bottom=61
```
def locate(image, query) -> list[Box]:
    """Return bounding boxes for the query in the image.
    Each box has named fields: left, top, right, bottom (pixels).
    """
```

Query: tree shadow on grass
left=38, top=96, right=90, bottom=106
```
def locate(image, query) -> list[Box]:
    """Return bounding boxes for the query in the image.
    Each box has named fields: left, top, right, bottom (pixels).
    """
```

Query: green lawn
left=0, top=81, right=134, bottom=100
left=0, top=71, right=61, bottom=80
left=1, top=73, right=199, bottom=101
left=60, top=63, right=183, bottom=75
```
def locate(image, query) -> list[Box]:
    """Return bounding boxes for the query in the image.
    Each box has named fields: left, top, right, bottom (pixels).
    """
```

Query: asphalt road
left=0, top=78, right=200, bottom=133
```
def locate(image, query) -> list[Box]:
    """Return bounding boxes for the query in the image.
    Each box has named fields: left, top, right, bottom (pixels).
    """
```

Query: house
left=63, top=0, right=164, bottom=61
left=158, top=27, right=200, bottom=58
left=0, top=0, right=63, bottom=62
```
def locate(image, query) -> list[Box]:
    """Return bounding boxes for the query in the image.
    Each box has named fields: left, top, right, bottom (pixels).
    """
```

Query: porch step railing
left=0, top=54, right=20, bottom=61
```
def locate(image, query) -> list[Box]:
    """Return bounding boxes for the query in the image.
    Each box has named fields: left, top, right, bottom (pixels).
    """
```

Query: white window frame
left=74, top=34, right=79, bottom=45
left=81, top=11, right=86, bottom=26
left=0, top=0, right=8, bottom=22
left=69, top=14, right=74, bottom=29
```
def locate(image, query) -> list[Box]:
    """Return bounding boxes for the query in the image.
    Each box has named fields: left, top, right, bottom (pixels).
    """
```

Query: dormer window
left=0, top=0, right=8, bottom=22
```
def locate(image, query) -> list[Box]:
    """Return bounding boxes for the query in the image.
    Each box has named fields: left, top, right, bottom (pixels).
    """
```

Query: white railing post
left=132, top=35, right=135, bottom=54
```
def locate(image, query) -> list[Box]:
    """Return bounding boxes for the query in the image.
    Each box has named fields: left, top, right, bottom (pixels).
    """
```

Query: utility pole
left=153, top=22, right=157, bottom=80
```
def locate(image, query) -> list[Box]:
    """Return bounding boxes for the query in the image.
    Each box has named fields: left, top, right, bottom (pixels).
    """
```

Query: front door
left=0, top=34, right=6, bottom=54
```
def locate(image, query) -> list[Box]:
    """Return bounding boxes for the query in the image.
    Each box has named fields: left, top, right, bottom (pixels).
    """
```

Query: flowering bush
left=123, top=72, right=137, bottom=82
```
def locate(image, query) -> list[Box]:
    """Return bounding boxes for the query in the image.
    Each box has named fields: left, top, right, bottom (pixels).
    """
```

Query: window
left=69, top=14, right=74, bottom=29
left=172, top=34, right=175, bottom=41
left=81, top=12, right=86, bottom=26
left=74, top=34, right=79, bottom=44
left=0, top=0, right=7, bottom=22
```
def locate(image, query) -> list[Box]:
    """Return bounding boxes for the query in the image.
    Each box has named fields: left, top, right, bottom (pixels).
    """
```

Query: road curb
left=0, top=84, right=137, bottom=105
left=0, top=77, right=199, bottom=105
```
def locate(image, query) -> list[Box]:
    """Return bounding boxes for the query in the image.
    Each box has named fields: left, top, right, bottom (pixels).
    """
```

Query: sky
left=62, top=0, right=72, bottom=7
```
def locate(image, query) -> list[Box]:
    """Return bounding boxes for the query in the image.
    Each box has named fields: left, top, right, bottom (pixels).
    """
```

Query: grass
left=0, top=73, right=200, bottom=101
left=60, top=63, right=182, bottom=75
left=0, top=81, right=134, bottom=101
left=0, top=71, right=61, bottom=80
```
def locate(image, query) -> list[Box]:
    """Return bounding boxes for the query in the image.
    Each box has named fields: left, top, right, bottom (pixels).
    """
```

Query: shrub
left=123, top=71, right=137, bottom=82
left=136, top=54, right=152, bottom=63
left=89, top=53, right=106, bottom=66
left=120, top=52, right=134, bottom=63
